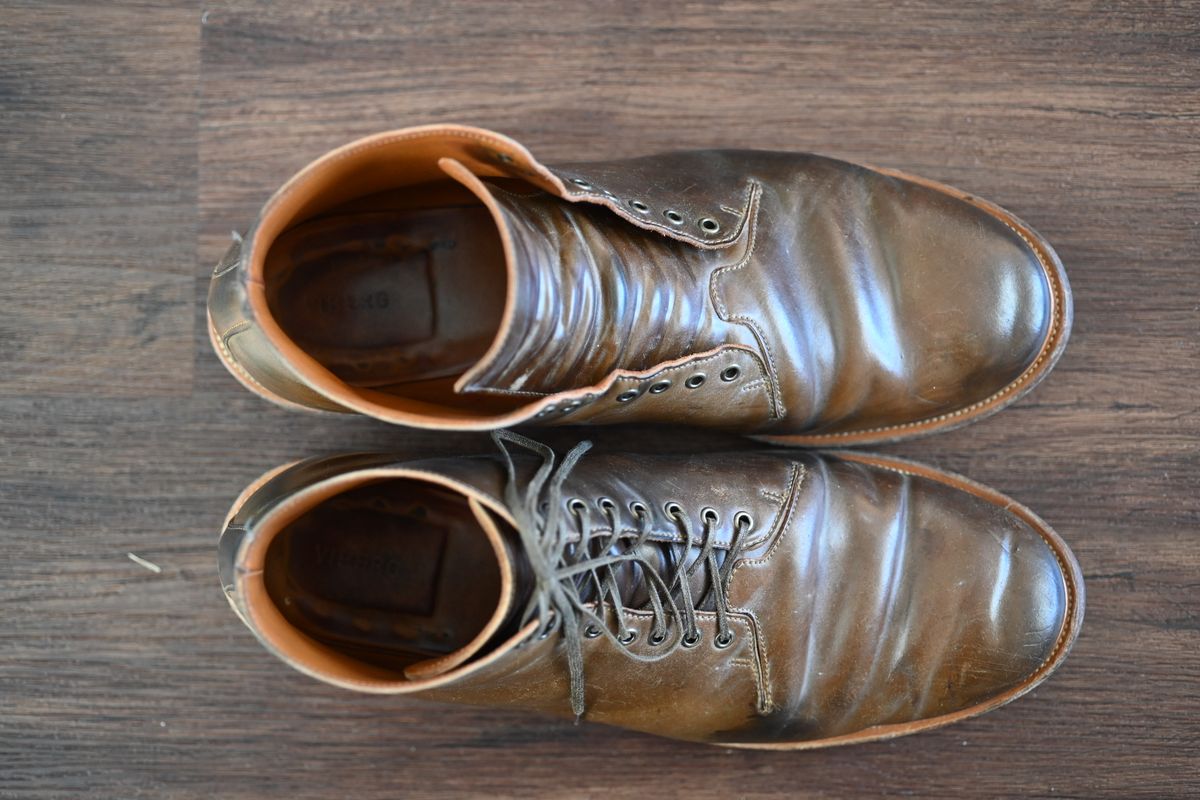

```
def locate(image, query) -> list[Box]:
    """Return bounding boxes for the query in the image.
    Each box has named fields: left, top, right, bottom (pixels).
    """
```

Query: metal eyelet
left=538, top=611, right=558, bottom=639
left=616, top=389, right=640, bottom=403
left=734, top=511, right=755, bottom=530
left=618, top=629, right=638, bottom=646
left=714, top=631, right=735, bottom=649
left=597, top=497, right=616, bottom=512
left=535, top=407, right=554, bottom=417
left=568, top=498, right=587, bottom=516
left=681, top=630, right=701, bottom=648
left=584, top=625, right=602, bottom=639
left=648, top=380, right=671, bottom=394
left=629, top=199, right=651, bottom=214
left=664, top=209, right=684, bottom=225
left=629, top=500, right=649, bottom=518
left=701, top=507, right=719, bottom=524
left=699, top=217, right=720, bottom=233
left=570, top=177, right=593, bottom=189
left=685, top=373, right=706, bottom=389
left=720, top=365, right=741, bottom=382
left=664, top=501, right=684, bottom=519
left=648, top=631, right=667, bottom=646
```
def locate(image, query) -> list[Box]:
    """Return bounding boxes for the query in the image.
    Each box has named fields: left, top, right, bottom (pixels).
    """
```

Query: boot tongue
left=403, top=498, right=532, bottom=679
left=439, top=157, right=708, bottom=397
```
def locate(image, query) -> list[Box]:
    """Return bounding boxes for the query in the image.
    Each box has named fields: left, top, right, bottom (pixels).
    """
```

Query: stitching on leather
left=707, top=184, right=785, bottom=420
left=725, top=613, right=768, bottom=710
left=738, top=378, right=767, bottom=395
left=214, top=323, right=273, bottom=396
left=790, top=218, right=1064, bottom=440
left=559, top=179, right=755, bottom=248
left=725, top=461, right=804, bottom=713
left=213, top=254, right=241, bottom=278
left=219, top=320, right=251, bottom=341
left=470, top=386, right=552, bottom=397
left=589, top=348, right=771, bottom=423
left=739, top=610, right=774, bottom=712
left=735, top=463, right=805, bottom=570
left=859, top=460, right=1076, bottom=677
left=607, top=608, right=764, bottom=709
left=760, top=488, right=785, bottom=503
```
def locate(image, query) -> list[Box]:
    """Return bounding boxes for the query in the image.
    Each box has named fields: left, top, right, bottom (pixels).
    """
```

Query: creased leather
left=223, top=447, right=1081, bottom=748
left=458, top=183, right=743, bottom=396
left=209, top=126, right=1070, bottom=441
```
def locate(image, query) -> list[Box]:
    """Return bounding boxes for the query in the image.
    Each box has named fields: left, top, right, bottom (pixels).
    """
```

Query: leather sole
left=716, top=449, right=1084, bottom=750
left=756, top=166, right=1073, bottom=447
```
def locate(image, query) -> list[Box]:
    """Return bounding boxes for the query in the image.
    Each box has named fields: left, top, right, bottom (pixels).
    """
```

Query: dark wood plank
left=3, top=0, right=1198, bottom=797
left=0, top=0, right=197, bottom=397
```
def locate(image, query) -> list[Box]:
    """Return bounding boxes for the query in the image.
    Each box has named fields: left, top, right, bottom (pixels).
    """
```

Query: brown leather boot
left=219, top=433, right=1082, bottom=748
left=208, top=125, right=1071, bottom=444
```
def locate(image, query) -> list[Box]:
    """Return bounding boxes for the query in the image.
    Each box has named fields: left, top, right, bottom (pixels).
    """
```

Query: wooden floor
left=3, top=1, right=1198, bottom=797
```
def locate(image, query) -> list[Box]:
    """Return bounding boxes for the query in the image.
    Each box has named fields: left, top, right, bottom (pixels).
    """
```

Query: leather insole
left=263, top=481, right=502, bottom=672
left=265, top=204, right=507, bottom=391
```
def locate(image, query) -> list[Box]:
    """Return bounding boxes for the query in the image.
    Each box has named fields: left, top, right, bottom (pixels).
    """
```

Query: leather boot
left=208, top=125, right=1072, bottom=444
left=218, top=434, right=1083, bottom=748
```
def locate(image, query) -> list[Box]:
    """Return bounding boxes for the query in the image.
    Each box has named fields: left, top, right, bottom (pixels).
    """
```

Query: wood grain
left=2, top=0, right=1198, bottom=797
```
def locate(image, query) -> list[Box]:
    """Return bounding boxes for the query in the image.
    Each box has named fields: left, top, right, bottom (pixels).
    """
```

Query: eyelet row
left=568, top=497, right=755, bottom=532
left=534, top=395, right=592, bottom=418
left=612, top=364, right=742, bottom=405
left=582, top=625, right=736, bottom=650
left=565, top=177, right=721, bottom=236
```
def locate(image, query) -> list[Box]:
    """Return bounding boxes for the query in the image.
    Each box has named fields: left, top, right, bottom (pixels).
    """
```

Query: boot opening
left=260, top=478, right=505, bottom=675
left=262, top=184, right=512, bottom=407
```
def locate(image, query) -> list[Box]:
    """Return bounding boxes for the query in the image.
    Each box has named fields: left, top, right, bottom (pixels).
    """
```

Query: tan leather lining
left=236, top=468, right=521, bottom=692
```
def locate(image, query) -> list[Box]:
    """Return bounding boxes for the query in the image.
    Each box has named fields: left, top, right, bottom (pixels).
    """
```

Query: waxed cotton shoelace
left=493, top=430, right=750, bottom=717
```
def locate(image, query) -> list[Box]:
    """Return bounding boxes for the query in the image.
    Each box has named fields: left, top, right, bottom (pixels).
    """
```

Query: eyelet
left=584, top=625, right=602, bottom=639
left=681, top=630, right=701, bottom=648
left=734, top=511, right=755, bottom=530
left=714, top=631, right=735, bottom=649
left=570, top=177, right=593, bottom=189
left=597, top=497, right=616, bottom=512
left=629, top=199, right=650, bottom=214
left=618, top=629, right=638, bottom=646
left=664, top=501, right=684, bottom=519
left=664, top=209, right=684, bottom=225
left=568, top=498, right=587, bottom=515
left=720, top=365, right=741, bottom=382
left=701, top=507, right=719, bottom=524
left=699, top=217, right=720, bottom=234
left=684, top=373, right=706, bottom=389
left=538, top=611, right=558, bottom=639
left=629, top=501, right=649, bottom=518
left=616, top=389, right=640, bottom=403
left=648, top=631, right=667, bottom=646
left=648, top=380, right=671, bottom=394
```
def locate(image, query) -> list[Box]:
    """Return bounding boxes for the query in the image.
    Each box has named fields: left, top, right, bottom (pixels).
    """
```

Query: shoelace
left=494, top=430, right=751, bottom=717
